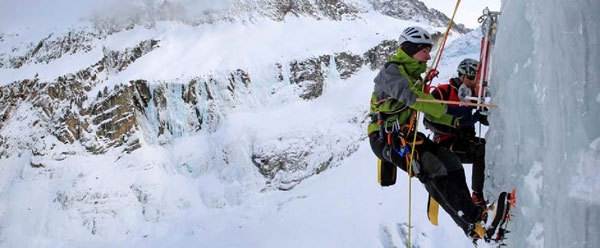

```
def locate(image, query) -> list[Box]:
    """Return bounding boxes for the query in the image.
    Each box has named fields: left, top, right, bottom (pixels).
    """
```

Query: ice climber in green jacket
left=367, top=26, right=486, bottom=238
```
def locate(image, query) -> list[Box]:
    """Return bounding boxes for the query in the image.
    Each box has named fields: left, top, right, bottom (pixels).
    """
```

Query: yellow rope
left=407, top=0, right=462, bottom=247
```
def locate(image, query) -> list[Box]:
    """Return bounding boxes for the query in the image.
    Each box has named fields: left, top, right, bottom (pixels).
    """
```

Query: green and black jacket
left=368, top=48, right=457, bottom=136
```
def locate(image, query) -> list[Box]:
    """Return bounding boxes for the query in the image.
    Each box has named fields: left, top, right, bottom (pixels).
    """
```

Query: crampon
left=472, top=189, right=516, bottom=247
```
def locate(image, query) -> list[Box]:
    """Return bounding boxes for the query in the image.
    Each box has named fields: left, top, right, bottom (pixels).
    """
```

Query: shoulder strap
left=450, top=77, right=462, bottom=89
left=432, top=84, right=452, bottom=100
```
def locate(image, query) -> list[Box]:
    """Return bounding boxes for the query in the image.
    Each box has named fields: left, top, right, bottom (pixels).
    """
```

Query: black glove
left=479, top=115, right=489, bottom=126
left=457, top=110, right=482, bottom=127
left=446, top=105, right=473, bottom=117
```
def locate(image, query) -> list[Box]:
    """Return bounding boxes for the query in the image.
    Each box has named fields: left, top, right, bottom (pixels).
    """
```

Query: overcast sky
left=0, top=0, right=230, bottom=34
left=0, top=0, right=122, bottom=33
left=420, top=0, right=502, bottom=28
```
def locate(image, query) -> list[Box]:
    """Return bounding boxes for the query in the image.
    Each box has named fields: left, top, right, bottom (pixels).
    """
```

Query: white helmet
left=457, top=58, right=479, bottom=76
left=398, top=26, right=433, bottom=46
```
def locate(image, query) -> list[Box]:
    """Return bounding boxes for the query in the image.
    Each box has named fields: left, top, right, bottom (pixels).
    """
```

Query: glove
left=479, top=115, right=489, bottom=126
left=479, top=107, right=490, bottom=116
left=457, top=110, right=482, bottom=127
left=445, top=105, right=473, bottom=118
left=425, top=69, right=439, bottom=82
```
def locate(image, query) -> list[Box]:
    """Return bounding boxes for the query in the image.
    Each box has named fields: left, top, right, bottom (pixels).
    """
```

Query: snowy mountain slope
left=0, top=1, right=484, bottom=247
left=0, top=0, right=467, bottom=193
left=0, top=15, right=435, bottom=188
left=0, top=43, right=484, bottom=248
left=0, top=0, right=467, bottom=72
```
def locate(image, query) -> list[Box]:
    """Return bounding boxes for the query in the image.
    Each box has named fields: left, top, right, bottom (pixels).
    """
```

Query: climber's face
left=412, top=47, right=431, bottom=63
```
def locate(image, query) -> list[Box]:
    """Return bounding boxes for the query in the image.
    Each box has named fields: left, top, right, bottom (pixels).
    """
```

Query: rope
left=407, top=1, right=462, bottom=247
left=425, top=0, right=463, bottom=85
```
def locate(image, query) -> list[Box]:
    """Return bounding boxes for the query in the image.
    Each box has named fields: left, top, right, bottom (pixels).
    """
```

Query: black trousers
left=369, top=132, right=483, bottom=235
left=438, top=135, right=486, bottom=194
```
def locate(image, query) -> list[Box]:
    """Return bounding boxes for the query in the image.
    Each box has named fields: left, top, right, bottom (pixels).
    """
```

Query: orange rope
left=433, top=8, right=456, bottom=70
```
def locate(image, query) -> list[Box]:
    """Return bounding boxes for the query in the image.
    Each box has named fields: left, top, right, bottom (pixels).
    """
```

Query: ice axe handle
left=416, top=98, right=499, bottom=109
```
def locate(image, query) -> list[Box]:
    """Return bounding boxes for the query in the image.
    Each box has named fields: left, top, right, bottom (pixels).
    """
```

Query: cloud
left=0, top=0, right=236, bottom=34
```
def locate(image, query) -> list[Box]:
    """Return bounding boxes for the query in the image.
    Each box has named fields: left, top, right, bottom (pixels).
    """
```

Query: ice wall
left=486, top=0, right=600, bottom=247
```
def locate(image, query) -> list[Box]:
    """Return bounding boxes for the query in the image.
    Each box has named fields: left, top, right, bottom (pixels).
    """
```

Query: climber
left=424, top=58, right=489, bottom=207
left=367, top=26, right=490, bottom=238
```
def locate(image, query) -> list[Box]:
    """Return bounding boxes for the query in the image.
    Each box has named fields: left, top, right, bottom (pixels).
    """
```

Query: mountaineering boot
left=472, top=191, right=486, bottom=207
left=469, top=222, right=486, bottom=241
left=468, top=205, right=488, bottom=241
left=489, top=190, right=516, bottom=243
left=484, top=191, right=513, bottom=242
left=471, top=190, right=517, bottom=244
left=468, top=216, right=486, bottom=241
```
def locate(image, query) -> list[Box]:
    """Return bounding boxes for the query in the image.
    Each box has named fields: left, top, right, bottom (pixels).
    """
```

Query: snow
left=1, top=142, right=482, bottom=248
left=0, top=44, right=102, bottom=84
left=2, top=0, right=600, bottom=247
left=0, top=18, right=488, bottom=246
left=103, top=15, right=416, bottom=84
left=1, top=3, right=453, bottom=87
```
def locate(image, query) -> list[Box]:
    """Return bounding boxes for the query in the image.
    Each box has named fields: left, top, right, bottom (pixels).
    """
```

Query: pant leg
left=423, top=179, right=472, bottom=234
left=436, top=148, right=482, bottom=223
left=470, top=138, right=486, bottom=193
left=442, top=136, right=487, bottom=194
left=419, top=144, right=483, bottom=235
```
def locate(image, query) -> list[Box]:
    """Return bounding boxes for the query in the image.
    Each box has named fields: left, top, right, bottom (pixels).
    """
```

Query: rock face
left=174, top=0, right=469, bottom=34
left=0, top=0, right=455, bottom=191
left=0, top=36, right=401, bottom=191
left=257, top=0, right=362, bottom=21
left=368, top=0, right=469, bottom=34
left=1, top=40, right=160, bottom=156
left=2, top=31, right=98, bottom=69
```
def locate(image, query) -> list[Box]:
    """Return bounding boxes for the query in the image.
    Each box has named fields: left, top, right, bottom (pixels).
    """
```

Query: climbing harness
left=371, top=111, right=422, bottom=170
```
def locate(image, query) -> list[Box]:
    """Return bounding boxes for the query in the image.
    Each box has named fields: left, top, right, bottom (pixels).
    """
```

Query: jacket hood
left=389, top=48, right=428, bottom=80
